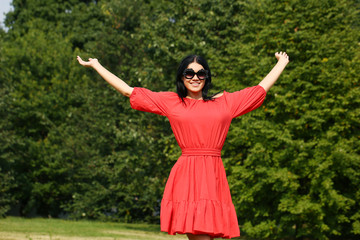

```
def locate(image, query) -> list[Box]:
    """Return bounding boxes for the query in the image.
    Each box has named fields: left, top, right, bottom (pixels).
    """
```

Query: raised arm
left=77, top=56, right=133, bottom=97
left=259, top=52, right=289, bottom=92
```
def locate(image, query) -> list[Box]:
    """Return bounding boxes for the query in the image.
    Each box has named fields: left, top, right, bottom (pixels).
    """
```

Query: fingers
left=77, top=56, right=87, bottom=65
left=275, top=51, right=288, bottom=57
left=77, top=56, right=97, bottom=67
left=275, top=51, right=290, bottom=62
left=276, top=52, right=288, bottom=57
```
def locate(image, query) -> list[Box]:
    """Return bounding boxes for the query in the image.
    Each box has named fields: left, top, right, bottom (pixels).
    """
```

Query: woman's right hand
left=76, top=55, right=133, bottom=97
left=77, top=56, right=99, bottom=68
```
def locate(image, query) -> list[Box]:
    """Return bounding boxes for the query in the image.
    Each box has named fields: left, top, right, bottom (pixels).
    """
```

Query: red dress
left=130, top=85, right=266, bottom=239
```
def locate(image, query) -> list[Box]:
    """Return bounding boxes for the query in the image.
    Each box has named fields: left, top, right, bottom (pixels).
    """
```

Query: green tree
left=0, top=0, right=107, bottom=216
left=222, top=0, right=360, bottom=239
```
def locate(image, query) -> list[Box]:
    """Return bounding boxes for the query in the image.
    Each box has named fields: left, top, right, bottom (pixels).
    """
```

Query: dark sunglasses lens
left=184, top=70, right=195, bottom=79
left=197, top=71, right=207, bottom=79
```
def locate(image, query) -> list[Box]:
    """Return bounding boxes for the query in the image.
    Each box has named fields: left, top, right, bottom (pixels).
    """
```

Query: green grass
left=0, top=217, right=185, bottom=240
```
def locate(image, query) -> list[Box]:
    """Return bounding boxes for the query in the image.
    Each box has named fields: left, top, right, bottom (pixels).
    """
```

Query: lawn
left=0, top=217, right=186, bottom=240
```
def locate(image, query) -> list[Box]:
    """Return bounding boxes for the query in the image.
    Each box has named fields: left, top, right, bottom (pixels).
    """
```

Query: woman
left=77, top=52, right=289, bottom=240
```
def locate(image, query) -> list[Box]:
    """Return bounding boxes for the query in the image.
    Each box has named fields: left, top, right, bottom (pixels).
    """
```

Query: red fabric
left=130, top=85, right=266, bottom=239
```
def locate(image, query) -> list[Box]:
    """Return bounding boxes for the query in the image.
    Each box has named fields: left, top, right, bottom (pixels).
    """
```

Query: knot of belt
left=181, top=148, right=221, bottom=156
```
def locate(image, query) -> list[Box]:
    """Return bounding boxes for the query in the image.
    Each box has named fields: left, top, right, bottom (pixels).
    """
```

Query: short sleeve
left=129, top=87, right=175, bottom=116
left=225, top=85, right=266, bottom=118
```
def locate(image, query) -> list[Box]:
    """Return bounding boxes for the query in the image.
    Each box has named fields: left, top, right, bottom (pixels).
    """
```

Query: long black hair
left=176, top=55, right=214, bottom=102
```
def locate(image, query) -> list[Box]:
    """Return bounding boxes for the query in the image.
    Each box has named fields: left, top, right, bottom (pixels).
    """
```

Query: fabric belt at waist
left=181, top=148, right=221, bottom=156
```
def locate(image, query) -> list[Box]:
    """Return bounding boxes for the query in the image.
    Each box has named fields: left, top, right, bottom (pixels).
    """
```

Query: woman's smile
left=190, top=81, right=201, bottom=87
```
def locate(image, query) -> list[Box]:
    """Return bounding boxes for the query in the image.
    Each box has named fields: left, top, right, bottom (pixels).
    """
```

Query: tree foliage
left=0, top=0, right=359, bottom=239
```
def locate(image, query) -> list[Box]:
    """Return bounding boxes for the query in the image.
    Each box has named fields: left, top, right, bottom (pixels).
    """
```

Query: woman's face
left=182, top=62, right=206, bottom=97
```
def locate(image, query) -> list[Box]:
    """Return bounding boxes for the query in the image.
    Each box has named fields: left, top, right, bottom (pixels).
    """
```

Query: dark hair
left=176, top=55, right=214, bottom=102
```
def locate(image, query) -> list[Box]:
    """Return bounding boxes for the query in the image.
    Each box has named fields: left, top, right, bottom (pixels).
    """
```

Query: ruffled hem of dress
left=160, top=199, right=240, bottom=239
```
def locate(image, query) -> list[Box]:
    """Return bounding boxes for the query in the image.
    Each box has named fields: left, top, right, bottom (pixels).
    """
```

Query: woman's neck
left=186, top=92, right=203, bottom=100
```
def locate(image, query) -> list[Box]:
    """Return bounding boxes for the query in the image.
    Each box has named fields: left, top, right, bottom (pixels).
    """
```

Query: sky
left=0, top=0, right=13, bottom=29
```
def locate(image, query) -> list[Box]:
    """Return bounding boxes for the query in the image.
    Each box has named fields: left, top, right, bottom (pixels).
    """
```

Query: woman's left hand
left=275, top=52, right=289, bottom=64
left=258, top=52, right=290, bottom=92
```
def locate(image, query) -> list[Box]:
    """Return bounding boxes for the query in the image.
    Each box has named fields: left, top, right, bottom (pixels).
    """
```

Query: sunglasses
left=183, top=68, right=208, bottom=80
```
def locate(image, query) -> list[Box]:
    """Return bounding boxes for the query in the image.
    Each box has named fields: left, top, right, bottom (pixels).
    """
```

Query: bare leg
left=187, top=233, right=214, bottom=240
